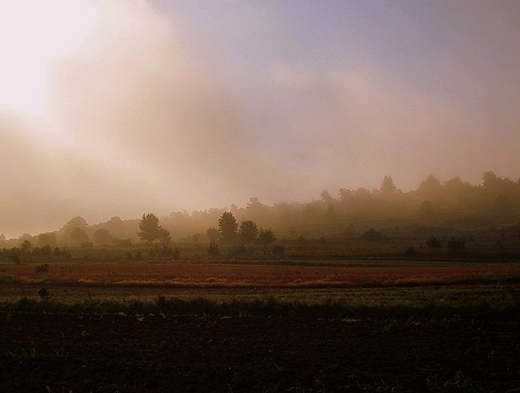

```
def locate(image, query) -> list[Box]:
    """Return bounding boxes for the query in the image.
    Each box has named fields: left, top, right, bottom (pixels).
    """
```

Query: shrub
left=272, top=244, right=285, bottom=257
left=208, top=241, right=219, bottom=257
left=35, top=264, right=49, bottom=273
left=425, top=236, right=442, bottom=248
left=404, top=246, right=416, bottom=257
left=448, top=236, right=466, bottom=252
left=361, top=228, right=385, bottom=241
left=38, top=287, right=51, bottom=300
left=228, top=244, right=248, bottom=258
left=10, top=254, right=21, bottom=265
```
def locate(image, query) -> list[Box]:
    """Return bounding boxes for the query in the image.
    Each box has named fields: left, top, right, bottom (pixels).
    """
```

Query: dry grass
left=1, top=260, right=520, bottom=288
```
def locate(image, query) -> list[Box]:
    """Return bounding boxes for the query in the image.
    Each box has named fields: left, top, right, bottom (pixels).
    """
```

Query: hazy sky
left=1, top=0, right=519, bottom=237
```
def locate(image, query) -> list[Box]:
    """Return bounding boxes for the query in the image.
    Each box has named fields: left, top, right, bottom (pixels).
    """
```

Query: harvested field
left=2, top=261, right=520, bottom=288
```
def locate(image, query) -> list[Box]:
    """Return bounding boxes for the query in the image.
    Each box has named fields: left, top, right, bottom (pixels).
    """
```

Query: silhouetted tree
left=94, top=228, right=112, bottom=245
left=417, top=174, right=443, bottom=199
left=420, top=200, right=436, bottom=220
left=492, top=194, right=512, bottom=218
left=207, top=241, right=219, bottom=257
left=70, top=227, right=89, bottom=245
left=247, top=197, right=262, bottom=207
left=65, top=216, right=88, bottom=229
left=257, top=228, right=276, bottom=248
left=206, top=227, right=219, bottom=242
left=482, top=171, right=500, bottom=191
left=380, top=176, right=396, bottom=194
left=59, top=216, right=88, bottom=246
left=320, top=189, right=334, bottom=203
left=425, top=236, right=442, bottom=248
left=137, top=213, right=165, bottom=243
left=272, top=244, right=285, bottom=258
left=361, top=228, right=385, bottom=241
left=338, top=188, right=354, bottom=201
left=21, top=240, right=31, bottom=253
left=448, top=236, right=466, bottom=252
left=325, top=204, right=339, bottom=227
left=218, top=212, right=238, bottom=243
left=158, top=227, right=172, bottom=245
left=245, top=197, right=267, bottom=224
left=239, top=220, right=258, bottom=243
left=38, top=232, right=57, bottom=248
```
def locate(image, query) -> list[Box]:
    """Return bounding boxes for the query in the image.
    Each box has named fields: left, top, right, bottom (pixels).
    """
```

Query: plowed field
left=1, top=312, right=519, bottom=392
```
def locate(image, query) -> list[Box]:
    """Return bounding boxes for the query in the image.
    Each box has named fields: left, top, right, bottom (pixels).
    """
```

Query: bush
left=35, top=264, right=49, bottom=273
left=10, top=254, right=21, bottom=265
left=404, top=246, right=416, bottom=257
left=207, top=241, right=219, bottom=257
left=448, top=236, right=466, bottom=252
left=425, top=236, right=442, bottom=248
left=38, top=287, right=51, bottom=300
left=227, top=244, right=248, bottom=258
left=272, top=244, right=285, bottom=257
left=361, top=228, right=385, bottom=241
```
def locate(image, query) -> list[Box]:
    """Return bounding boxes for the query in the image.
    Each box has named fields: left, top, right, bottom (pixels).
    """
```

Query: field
left=1, top=256, right=520, bottom=392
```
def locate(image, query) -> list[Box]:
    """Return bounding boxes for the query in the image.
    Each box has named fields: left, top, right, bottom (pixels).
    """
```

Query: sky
left=1, top=0, right=519, bottom=238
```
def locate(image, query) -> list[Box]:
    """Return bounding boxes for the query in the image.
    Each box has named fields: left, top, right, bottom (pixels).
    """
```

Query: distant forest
left=1, top=171, right=520, bottom=249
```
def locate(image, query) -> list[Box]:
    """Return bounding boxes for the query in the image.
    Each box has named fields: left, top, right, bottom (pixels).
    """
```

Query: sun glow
left=0, top=1, right=99, bottom=119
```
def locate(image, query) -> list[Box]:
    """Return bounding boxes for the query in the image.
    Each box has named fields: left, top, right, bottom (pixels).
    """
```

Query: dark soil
left=1, top=313, right=519, bottom=392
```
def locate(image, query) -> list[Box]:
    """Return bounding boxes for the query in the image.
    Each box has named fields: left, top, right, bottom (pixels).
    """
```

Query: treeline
left=1, top=171, right=520, bottom=249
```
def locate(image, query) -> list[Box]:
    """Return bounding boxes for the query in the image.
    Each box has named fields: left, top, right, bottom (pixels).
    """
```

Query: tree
left=246, top=197, right=266, bottom=222
left=361, top=228, right=385, bottom=241
left=320, top=189, right=333, bottom=203
left=64, top=216, right=88, bottom=229
left=257, top=228, right=276, bottom=248
left=239, top=220, right=258, bottom=243
left=137, top=213, right=164, bottom=243
left=492, top=194, right=512, bottom=218
left=38, top=232, right=57, bottom=248
left=420, top=200, right=436, bottom=220
left=70, top=227, right=89, bottom=245
left=425, top=236, right=442, bottom=248
left=448, top=236, right=466, bottom=252
left=206, top=227, right=219, bottom=242
left=417, top=174, right=443, bottom=199
left=158, top=227, right=171, bottom=245
left=338, top=188, right=354, bottom=201
left=482, top=171, right=499, bottom=190
left=21, top=240, right=32, bottom=253
left=60, top=216, right=88, bottom=246
left=94, top=228, right=112, bottom=245
left=218, top=212, right=238, bottom=243
left=207, top=241, right=219, bottom=257
left=325, top=204, right=339, bottom=227
left=380, top=176, right=396, bottom=194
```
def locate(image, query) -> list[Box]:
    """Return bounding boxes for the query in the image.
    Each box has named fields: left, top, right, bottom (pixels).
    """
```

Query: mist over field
left=1, top=1, right=520, bottom=238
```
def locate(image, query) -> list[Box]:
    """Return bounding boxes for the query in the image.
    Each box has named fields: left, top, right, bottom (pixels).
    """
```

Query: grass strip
left=1, top=295, right=519, bottom=321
